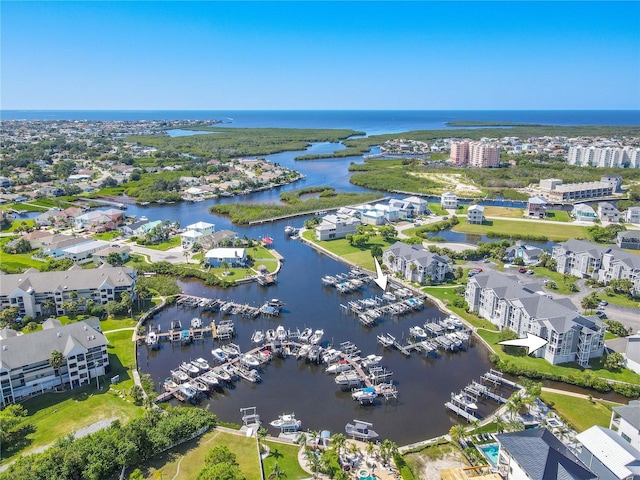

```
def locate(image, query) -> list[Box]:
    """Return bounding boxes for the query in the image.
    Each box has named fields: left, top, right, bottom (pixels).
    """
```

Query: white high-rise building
left=567, top=146, right=640, bottom=168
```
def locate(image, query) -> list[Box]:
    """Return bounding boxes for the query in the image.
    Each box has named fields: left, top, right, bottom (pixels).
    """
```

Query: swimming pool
left=478, top=444, right=500, bottom=467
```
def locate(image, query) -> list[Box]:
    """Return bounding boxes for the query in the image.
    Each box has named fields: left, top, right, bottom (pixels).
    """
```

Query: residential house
left=503, top=241, right=544, bottom=266
left=382, top=241, right=450, bottom=284
left=625, top=334, right=640, bottom=375
left=598, top=202, right=621, bottom=223
left=402, top=196, right=431, bottom=216
left=467, top=205, right=485, bottom=224
left=610, top=400, right=640, bottom=450
left=43, top=236, right=94, bottom=259
left=576, top=426, right=640, bottom=480
left=73, top=208, right=124, bottom=232
left=315, top=214, right=361, bottom=241
left=204, top=248, right=247, bottom=268
left=39, top=185, right=64, bottom=197
left=465, top=271, right=605, bottom=365
left=494, top=428, right=595, bottom=480
left=22, top=230, right=55, bottom=249
left=618, top=231, right=640, bottom=250
left=0, top=319, right=109, bottom=406
left=0, top=265, right=137, bottom=318
left=360, top=206, right=387, bottom=226
left=572, top=204, right=597, bottom=222
left=120, top=219, right=153, bottom=237
left=181, top=221, right=216, bottom=249
left=93, top=246, right=131, bottom=266
left=441, top=192, right=458, bottom=210
left=61, top=240, right=111, bottom=263
left=625, top=207, right=640, bottom=225
left=526, top=197, right=548, bottom=218
left=199, top=230, right=239, bottom=250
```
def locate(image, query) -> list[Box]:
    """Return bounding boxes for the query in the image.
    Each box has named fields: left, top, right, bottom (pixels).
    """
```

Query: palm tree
left=380, top=439, right=398, bottom=465
left=257, top=426, right=269, bottom=454
left=269, top=461, right=287, bottom=480
left=449, top=424, right=467, bottom=443
left=366, top=441, right=376, bottom=458
left=331, top=433, right=347, bottom=458
left=506, top=395, right=524, bottom=420
left=49, top=350, right=66, bottom=388
left=304, top=447, right=322, bottom=479
left=507, top=419, right=525, bottom=432
left=494, top=416, right=507, bottom=433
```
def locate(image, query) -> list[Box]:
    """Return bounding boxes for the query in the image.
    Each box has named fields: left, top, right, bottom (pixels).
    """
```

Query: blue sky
left=2, top=1, right=639, bottom=110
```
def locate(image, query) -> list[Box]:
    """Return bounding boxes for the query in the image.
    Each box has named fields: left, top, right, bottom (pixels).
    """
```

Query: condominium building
left=449, top=140, right=470, bottom=166
left=465, top=271, right=605, bottom=366
left=383, top=241, right=450, bottom=284
left=0, top=266, right=137, bottom=317
left=610, top=400, right=640, bottom=450
left=0, top=318, right=109, bottom=406
left=539, top=178, right=614, bottom=202
left=568, top=146, right=640, bottom=168
left=449, top=140, right=501, bottom=167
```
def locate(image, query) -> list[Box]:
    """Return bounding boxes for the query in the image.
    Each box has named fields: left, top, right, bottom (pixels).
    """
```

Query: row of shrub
left=485, top=232, right=549, bottom=242
left=134, top=261, right=234, bottom=287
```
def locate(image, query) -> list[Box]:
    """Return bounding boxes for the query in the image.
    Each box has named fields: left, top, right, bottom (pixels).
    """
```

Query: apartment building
left=449, top=140, right=501, bottom=167
left=0, top=266, right=137, bottom=317
left=539, top=178, right=614, bottom=202
left=383, top=241, right=450, bottom=284
left=465, top=271, right=605, bottom=365
left=568, top=146, right=640, bottom=168
left=0, top=318, right=109, bottom=406
left=449, top=140, right=470, bottom=166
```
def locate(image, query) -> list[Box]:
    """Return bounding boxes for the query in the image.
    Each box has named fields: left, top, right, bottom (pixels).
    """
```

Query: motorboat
left=307, top=345, right=322, bottom=363
left=146, top=331, right=160, bottom=350
left=171, top=369, right=189, bottom=383
left=360, top=354, right=383, bottom=369
left=177, top=383, right=198, bottom=401
left=321, top=275, right=337, bottom=286
left=201, top=372, right=220, bottom=388
left=211, top=348, right=228, bottom=363
left=376, top=333, right=395, bottom=347
left=240, top=353, right=260, bottom=369
left=171, top=320, right=182, bottom=330
left=180, top=361, right=200, bottom=376
left=221, top=343, right=241, bottom=358
left=321, top=348, right=341, bottom=364
left=163, top=377, right=178, bottom=391
left=454, top=393, right=478, bottom=410
left=211, top=367, right=232, bottom=383
left=257, top=349, right=272, bottom=362
left=191, top=357, right=210, bottom=372
left=345, top=420, right=379, bottom=441
left=251, top=330, right=264, bottom=344
left=325, top=359, right=351, bottom=374
left=447, top=315, right=463, bottom=328
left=309, top=329, right=324, bottom=345
left=409, top=325, right=428, bottom=339
left=275, top=325, right=287, bottom=341
left=269, top=413, right=302, bottom=431
left=298, top=327, right=313, bottom=343
left=190, top=379, right=209, bottom=393
left=265, top=329, right=276, bottom=342
left=335, top=370, right=362, bottom=385
left=352, top=387, right=377, bottom=403
left=296, top=344, right=311, bottom=359
left=190, top=317, right=203, bottom=329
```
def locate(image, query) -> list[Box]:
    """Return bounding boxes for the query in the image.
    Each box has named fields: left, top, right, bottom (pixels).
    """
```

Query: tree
left=604, top=352, right=625, bottom=371
left=449, top=424, right=466, bottom=442
left=304, top=448, right=322, bottom=478
left=106, top=251, right=124, bottom=266
left=581, top=294, right=600, bottom=311
left=0, top=404, right=28, bottom=445
left=494, top=416, right=507, bottom=433
left=49, top=350, right=66, bottom=388
left=257, top=426, right=268, bottom=454
left=379, top=439, right=398, bottom=465
left=129, top=469, right=144, bottom=480
left=331, top=432, right=347, bottom=458
left=370, top=245, right=383, bottom=260
left=205, top=445, right=238, bottom=467
left=269, top=461, right=287, bottom=480
left=197, top=463, right=245, bottom=480
left=379, top=225, right=397, bottom=242
left=130, top=385, right=144, bottom=404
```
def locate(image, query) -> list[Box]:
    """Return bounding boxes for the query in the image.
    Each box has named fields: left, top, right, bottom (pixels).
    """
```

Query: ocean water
left=2, top=110, right=639, bottom=135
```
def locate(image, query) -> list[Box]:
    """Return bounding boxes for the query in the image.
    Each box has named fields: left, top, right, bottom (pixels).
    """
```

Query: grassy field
left=600, top=291, right=640, bottom=309
left=478, top=329, right=640, bottom=384
left=0, top=250, right=48, bottom=273
left=546, top=210, right=571, bottom=222
left=105, top=329, right=138, bottom=394
left=452, top=218, right=589, bottom=241
left=138, top=236, right=182, bottom=251
left=263, top=440, right=308, bottom=479
left=483, top=206, right=525, bottom=219
left=1, top=219, right=36, bottom=232
left=139, top=429, right=261, bottom=480
left=2, top=382, right=143, bottom=464
left=539, top=391, right=618, bottom=432
left=92, top=230, right=121, bottom=241
left=422, top=286, right=497, bottom=330
left=530, top=267, right=578, bottom=295
left=248, top=245, right=280, bottom=273
left=427, top=203, right=448, bottom=216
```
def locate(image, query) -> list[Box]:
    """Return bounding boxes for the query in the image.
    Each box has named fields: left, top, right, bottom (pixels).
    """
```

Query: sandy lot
left=405, top=446, right=469, bottom=480
left=412, top=173, right=483, bottom=196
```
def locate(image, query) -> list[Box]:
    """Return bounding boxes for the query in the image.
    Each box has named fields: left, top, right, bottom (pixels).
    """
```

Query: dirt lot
left=404, top=443, right=469, bottom=480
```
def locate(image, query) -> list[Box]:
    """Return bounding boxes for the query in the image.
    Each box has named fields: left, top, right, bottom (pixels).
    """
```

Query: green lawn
left=105, top=329, right=138, bottom=394
left=422, top=286, right=497, bottom=330
left=531, top=267, right=578, bottom=295
left=427, top=203, right=448, bottom=216
left=546, top=210, right=571, bottom=222
left=0, top=203, right=48, bottom=213
left=263, top=440, right=308, bottom=479
left=247, top=245, right=279, bottom=273
left=93, top=230, right=121, bottom=241
left=540, top=392, right=617, bottom=432
left=600, top=291, right=640, bottom=309
left=0, top=251, right=48, bottom=273
left=140, top=429, right=261, bottom=480
left=139, top=236, right=182, bottom=251
left=477, top=329, right=640, bottom=384
left=452, top=218, right=588, bottom=241
left=484, top=206, right=526, bottom=219
left=1, top=383, right=143, bottom=464
left=1, top=219, right=36, bottom=233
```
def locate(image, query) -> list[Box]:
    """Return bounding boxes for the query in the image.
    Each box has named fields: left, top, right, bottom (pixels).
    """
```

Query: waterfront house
left=610, top=400, right=640, bottom=450
left=441, top=192, right=458, bottom=210
left=73, top=208, right=124, bottom=232
left=401, top=196, right=431, bottom=216
left=0, top=265, right=137, bottom=318
left=360, top=207, right=387, bottom=226
left=467, top=205, right=485, bottom=224
left=61, top=239, right=111, bottom=264
left=204, top=247, right=247, bottom=268
left=383, top=241, right=450, bottom=284
left=120, top=219, right=154, bottom=237
left=526, top=196, right=548, bottom=218
left=199, top=230, right=239, bottom=250
left=494, top=428, right=595, bottom=480
left=22, top=230, right=56, bottom=249
left=572, top=204, right=597, bottom=222
left=181, top=221, right=216, bottom=249
left=597, top=202, right=621, bottom=223
left=618, top=231, right=640, bottom=250
left=576, top=426, right=640, bottom=480
left=0, top=318, right=109, bottom=406
left=315, top=214, right=361, bottom=241
left=465, top=271, right=605, bottom=366
left=503, top=241, right=544, bottom=266
left=625, top=207, right=640, bottom=225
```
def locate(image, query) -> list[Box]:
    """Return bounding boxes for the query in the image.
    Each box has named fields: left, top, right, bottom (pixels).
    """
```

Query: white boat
left=298, top=327, right=313, bottom=343
left=191, top=357, right=210, bottom=371
left=296, top=344, right=312, bottom=359
left=352, top=387, right=377, bottom=403
left=360, top=354, right=383, bottom=369
left=191, top=317, right=203, bottom=329
left=171, top=320, right=182, bottom=330
left=201, top=371, right=220, bottom=388
left=221, top=343, right=241, bottom=358
left=177, top=383, right=197, bottom=400
left=211, top=367, right=232, bottom=383
left=265, top=329, right=276, bottom=342
left=257, top=349, right=272, bottom=362
left=163, top=377, right=178, bottom=391
left=146, top=331, right=159, bottom=350
left=251, top=330, right=264, bottom=344
left=454, top=393, right=478, bottom=410
left=269, top=413, right=302, bottom=431
left=335, top=370, right=362, bottom=385
left=309, top=329, right=324, bottom=345
left=307, top=345, right=322, bottom=363
left=345, top=420, right=379, bottom=440
left=447, top=315, right=463, bottom=328
left=190, top=379, right=209, bottom=393
left=240, top=353, right=260, bottom=369
left=275, top=325, right=287, bottom=341
left=409, top=325, right=428, bottom=339
left=325, top=359, right=351, bottom=374
left=211, top=348, right=228, bottom=363
left=377, top=333, right=395, bottom=347
left=172, top=369, right=189, bottom=383
left=180, top=361, right=199, bottom=376
left=321, top=348, right=341, bottom=364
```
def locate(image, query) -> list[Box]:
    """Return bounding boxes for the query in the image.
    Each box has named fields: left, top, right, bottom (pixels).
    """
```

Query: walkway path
left=541, top=386, right=623, bottom=404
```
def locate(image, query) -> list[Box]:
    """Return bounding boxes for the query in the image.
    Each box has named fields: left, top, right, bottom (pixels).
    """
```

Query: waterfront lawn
left=0, top=250, right=47, bottom=273
left=0, top=203, right=48, bottom=213
left=427, top=203, right=448, bottom=216
left=546, top=210, right=571, bottom=222
left=477, top=329, right=640, bottom=384
left=93, top=230, right=121, bottom=241
left=248, top=245, right=279, bottom=273
left=1, top=218, right=36, bottom=232
left=105, top=329, right=137, bottom=393
left=422, top=286, right=497, bottom=331
left=141, top=429, right=260, bottom=480
left=483, top=206, right=525, bottom=219
left=305, top=230, right=391, bottom=272
left=452, top=218, right=588, bottom=241
left=2, top=384, right=142, bottom=464
left=138, top=235, right=182, bottom=251
left=532, top=267, right=578, bottom=295
left=263, top=440, right=308, bottom=479
left=539, top=392, right=617, bottom=432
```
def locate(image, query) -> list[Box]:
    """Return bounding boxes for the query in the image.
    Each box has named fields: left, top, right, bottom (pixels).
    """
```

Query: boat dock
left=481, top=369, right=521, bottom=389
left=444, top=400, right=480, bottom=422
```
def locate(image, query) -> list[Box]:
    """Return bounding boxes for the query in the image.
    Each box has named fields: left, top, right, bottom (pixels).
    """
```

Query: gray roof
left=576, top=426, right=640, bottom=480
left=496, top=428, right=595, bottom=480
left=613, top=400, right=640, bottom=431
left=0, top=266, right=136, bottom=296
left=0, top=320, right=107, bottom=371
left=386, top=241, right=448, bottom=267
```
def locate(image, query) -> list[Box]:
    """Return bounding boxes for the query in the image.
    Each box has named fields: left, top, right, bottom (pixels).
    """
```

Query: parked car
left=526, top=270, right=535, bottom=275
left=518, top=267, right=527, bottom=273
left=599, top=300, right=608, bottom=306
